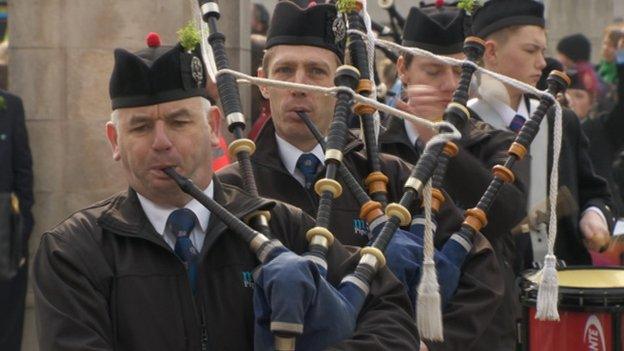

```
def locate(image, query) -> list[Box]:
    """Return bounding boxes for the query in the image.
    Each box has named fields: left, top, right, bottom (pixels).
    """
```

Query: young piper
left=378, top=4, right=527, bottom=350
left=468, top=0, right=614, bottom=268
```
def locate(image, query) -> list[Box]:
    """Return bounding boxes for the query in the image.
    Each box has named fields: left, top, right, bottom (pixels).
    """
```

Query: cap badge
left=191, top=56, right=204, bottom=88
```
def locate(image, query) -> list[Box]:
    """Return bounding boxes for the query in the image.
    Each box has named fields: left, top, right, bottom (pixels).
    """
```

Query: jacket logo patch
left=242, top=271, right=254, bottom=288
left=353, top=219, right=369, bottom=237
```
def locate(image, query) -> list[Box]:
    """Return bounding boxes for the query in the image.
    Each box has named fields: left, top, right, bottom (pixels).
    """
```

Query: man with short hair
left=218, top=2, right=504, bottom=350
left=379, top=4, right=527, bottom=349
left=469, top=0, right=614, bottom=268
left=32, top=32, right=419, bottom=351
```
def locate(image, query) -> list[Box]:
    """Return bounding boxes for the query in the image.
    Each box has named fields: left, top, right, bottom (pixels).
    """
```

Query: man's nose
left=290, top=69, right=308, bottom=97
left=152, top=121, right=173, bottom=151
left=536, top=53, right=547, bottom=71
left=440, top=68, right=459, bottom=93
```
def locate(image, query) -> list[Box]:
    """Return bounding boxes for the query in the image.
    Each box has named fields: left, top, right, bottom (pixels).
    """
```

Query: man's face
left=106, top=97, right=220, bottom=206
left=259, top=45, right=339, bottom=150
left=566, top=88, right=593, bottom=119
left=398, top=52, right=465, bottom=109
left=556, top=53, right=575, bottom=70
left=485, top=25, right=547, bottom=87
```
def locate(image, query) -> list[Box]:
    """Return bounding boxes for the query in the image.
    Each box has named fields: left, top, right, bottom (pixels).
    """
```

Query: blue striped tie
left=168, top=208, right=199, bottom=294
left=509, top=114, right=526, bottom=133
left=296, top=153, right=320, bottom=189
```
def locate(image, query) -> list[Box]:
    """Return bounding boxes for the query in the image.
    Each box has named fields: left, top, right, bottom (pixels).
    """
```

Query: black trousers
left=0, top=262, right=28, bottom=351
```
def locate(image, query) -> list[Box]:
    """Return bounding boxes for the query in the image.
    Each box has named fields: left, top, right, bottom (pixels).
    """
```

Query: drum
left=520, top=267, right=624, bottom=351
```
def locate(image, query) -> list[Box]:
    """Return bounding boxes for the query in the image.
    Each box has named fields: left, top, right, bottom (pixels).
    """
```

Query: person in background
left=567, top=63, right=624, bottom=217
left=251, top=2, right=270, bottom=35
left=597, top=24, right=624, bottom=86
left=0, top=91, right=33, bottom=351
left=556, top=33, right=609, bottom=115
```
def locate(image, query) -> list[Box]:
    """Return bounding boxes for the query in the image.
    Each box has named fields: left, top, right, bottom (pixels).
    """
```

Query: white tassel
left=416, top=260, right=444, bottom=341
left=535, top=254, right=559, bottom=321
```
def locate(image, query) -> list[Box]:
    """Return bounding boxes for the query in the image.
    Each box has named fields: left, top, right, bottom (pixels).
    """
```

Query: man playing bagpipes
left=467, top=0, right=614, bottom=268
left=30, top=30, right=420, bottom=350
left=217, top=1, right=504, bottom=349
left=378, top=3, right=528, bottom=349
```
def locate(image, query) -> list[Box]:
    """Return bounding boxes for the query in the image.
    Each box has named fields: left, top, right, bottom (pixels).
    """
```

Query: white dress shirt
left=275, top=133, right=325, bottom=187
left=404, top=119, right=420, bottom=148
left=468, top=95, right=607, bottom=224
left=137, top=182, right=214, bottom=251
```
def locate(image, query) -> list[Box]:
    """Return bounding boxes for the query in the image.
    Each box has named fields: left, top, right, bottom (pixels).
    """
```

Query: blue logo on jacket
left=242, top=271, right=254, bottom=288
left=353, top=219, right=369, bottom=237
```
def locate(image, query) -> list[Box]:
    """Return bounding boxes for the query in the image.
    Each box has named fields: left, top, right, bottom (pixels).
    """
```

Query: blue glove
left=253, top=250, right=358, bottom=351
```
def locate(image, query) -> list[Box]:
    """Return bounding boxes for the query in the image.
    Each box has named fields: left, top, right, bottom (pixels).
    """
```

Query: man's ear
left=208, top=106, right=222, bottom=148
left=257, top=67, right=270, bottom=99
left=396, top=55, right=409, bottom=85
left=105, top=121, right=121, bottom=161
left=483, top=40, right=498, bottom=68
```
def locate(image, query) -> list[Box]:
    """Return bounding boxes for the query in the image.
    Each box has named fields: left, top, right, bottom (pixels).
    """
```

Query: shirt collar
left=275, top=133, right=325, bottom=175
left=488, top=95, right=530, bottom=127
left=137, top=181, right=214, bottom=235
left=403, top=119, right=420, bottom=147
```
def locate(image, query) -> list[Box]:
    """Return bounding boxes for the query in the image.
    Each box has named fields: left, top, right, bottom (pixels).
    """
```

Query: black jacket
left=471, top=101, right=614, bottom=265
left=379, top=116, right=528, bottom=351
left=379, top=117, right=528, bottom=245
left=0, top=91, right=33, bottom=240
left=32, top=178, right=420, bottom=351
left=218, top=119, right=505, bottom=351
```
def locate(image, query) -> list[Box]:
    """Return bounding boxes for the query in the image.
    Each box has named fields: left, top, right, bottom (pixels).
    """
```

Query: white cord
left=416, top=179, right=444, bottom=341
left=215, top=68, right=462, bottom=147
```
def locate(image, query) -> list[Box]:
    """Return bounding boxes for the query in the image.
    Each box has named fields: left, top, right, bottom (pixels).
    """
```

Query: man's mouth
left=150, top=165, right=179, bottom=177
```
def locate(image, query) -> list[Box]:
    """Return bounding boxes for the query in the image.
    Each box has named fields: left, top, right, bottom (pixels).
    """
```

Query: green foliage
left=177, top=21, right=201, bottom=52
left=458, top=0, right=481, bottom=15
left=336, top=0, right=357, bottom=14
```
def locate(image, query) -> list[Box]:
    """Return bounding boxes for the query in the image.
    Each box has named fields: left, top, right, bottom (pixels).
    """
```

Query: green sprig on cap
left=177, top=21, right=201, bottom=52
left=458, top=0, right=481, bottom=15
left=336, top=0, right=357, bottom=14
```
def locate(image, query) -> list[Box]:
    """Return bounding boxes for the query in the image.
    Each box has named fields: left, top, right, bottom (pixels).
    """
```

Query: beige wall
left=9, top=1, right=249, bottom=350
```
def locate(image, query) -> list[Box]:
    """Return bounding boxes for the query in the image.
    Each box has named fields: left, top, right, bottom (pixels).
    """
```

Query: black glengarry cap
left=265, top=1, right=345, bottom=62
left=109, top=32, right=208, bottom=110
left=402, top=4, right=466, bottom=55
left=471, top=0, right=545, bottom=39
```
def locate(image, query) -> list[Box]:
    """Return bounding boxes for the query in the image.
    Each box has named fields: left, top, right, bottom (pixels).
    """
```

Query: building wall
left=9, top=1, right=250, bottom=350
